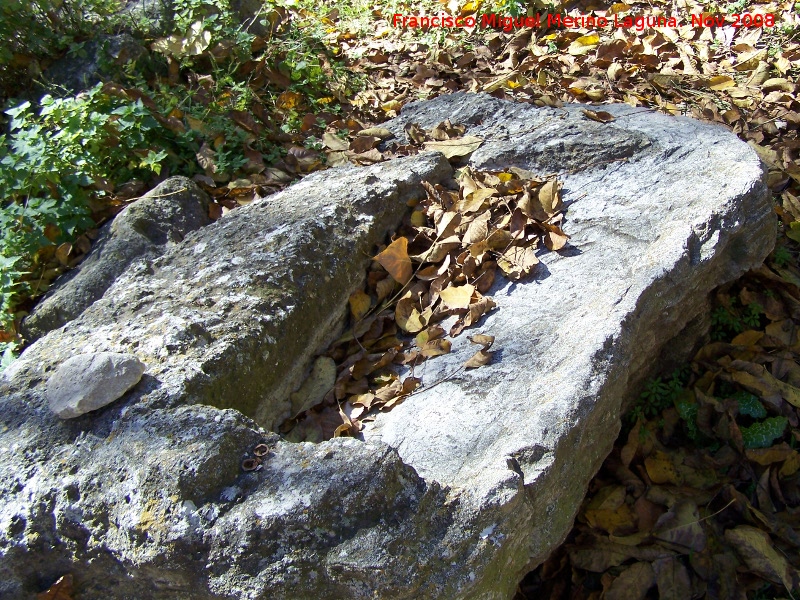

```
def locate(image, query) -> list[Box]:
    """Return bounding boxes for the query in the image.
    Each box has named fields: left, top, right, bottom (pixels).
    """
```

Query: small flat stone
left=47, top=352, right=146, bottom=418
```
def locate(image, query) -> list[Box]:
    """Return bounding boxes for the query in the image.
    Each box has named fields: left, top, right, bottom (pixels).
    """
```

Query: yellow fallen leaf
left=459, top=187, right=496, bottom=213
left=644, top=451, right=682, bottom=485
left=395, top=298, right=425, bottom=333
left=381, top=100, right=403, bottom=113
left=538, top=179, right=562, bottom=215
left=731, top=330, right=764, bottom=347
left=348, top=290, right=371, bottom=321
left=468, top=333, right=494, bottom=347
left=421, top=338, right=452, bottom=358
left=277, top=90, right=302, bottom=109
left=707, top=75, right=735, bottom=90
left=568, top=34, right=600, bottom=56
left=762, top=78, right=795, bottom=93
left=465, top=349, right=493, bottom=368
left=357, top=127, right=393, bottom=138
left=423, top=136, right=483, bottom=159
left=497, top=246, right=539, bottom=279
left=463, top=210, right=491, bottom=245
left=780, top=451, right=800, bottom=477
left=734, top=52, right=767, bottom=71
left=585, top=504, right=636, bottom=535
left=439, top=284, right=475, bottom=309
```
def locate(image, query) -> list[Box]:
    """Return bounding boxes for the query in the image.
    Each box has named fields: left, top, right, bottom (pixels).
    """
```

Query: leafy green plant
left=735, top=391, right=767, bottom=419
left=0, top=0, right=123, bottom=101
left=725, top=0, right=749, bottom=13
left=711, top=300, right=764, bottom=341
left=772, top=245, right=792, bottom=268
left=629, top=366, right=692, bottom=423
left=674, top=391, right=700, bottom=440
left=0, top=84, right=174, bottom=336
left=0, top=0, right=119, bottom=65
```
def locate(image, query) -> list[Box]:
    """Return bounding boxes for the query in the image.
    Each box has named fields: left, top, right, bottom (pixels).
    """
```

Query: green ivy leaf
left=742, top=417, right=788, bottom=449
left=735, top=392, right=767, bottom=419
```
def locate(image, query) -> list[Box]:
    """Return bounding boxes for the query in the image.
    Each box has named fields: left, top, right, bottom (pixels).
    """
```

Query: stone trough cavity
left=0, top=92, right=774, bottom=599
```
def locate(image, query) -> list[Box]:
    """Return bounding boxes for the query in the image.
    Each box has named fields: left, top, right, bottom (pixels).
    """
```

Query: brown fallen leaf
left=604, top=562, right=655, bottom=600
left=465, top=333, right=495, bottom=369
left=462, top=209, right=491, bottom=245
left=725, top=525, right=800, bottom=591
left=465, top=349, right=493, bottom=369
left=322, top=132, right=349, bottom=151
left=375, top=237, right=413, bottom=284
left=497, top=246, right=539, bottom=280
left=652, top=556, right=692, bottom=600
left=582, top=109, right=616, bottom=123
left=395, top=298, right=425, bottom=333
left=37, top=575, right=73, bottom=600
left=421, top=338, right=452, bottom=358
left=350, top=135, right=382, bottom=153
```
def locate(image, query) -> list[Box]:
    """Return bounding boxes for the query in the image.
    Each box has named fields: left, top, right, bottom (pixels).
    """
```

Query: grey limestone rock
left=47, top=352, right=146, bottom=418
left=0, top=93, right=774, bottom=599
left=22, top=176, right=211, bottom=341
left=43, top=34, right=148, bottom=94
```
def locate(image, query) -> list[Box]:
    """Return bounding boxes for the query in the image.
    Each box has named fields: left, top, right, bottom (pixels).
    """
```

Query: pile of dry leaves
left=280, top=120, right=569, bottom=442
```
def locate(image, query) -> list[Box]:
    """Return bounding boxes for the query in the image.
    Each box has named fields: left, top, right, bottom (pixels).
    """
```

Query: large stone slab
left=22, top=176, right=212, bottom=341
left=0, top=93, right=773, bottom=599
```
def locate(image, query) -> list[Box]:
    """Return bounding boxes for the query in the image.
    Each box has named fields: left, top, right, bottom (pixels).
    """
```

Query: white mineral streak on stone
left=46, top=352, right=145, bottom=418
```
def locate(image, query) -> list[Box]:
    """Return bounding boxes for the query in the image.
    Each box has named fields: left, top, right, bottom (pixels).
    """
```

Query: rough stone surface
left=22, top=176, right=211, bottom=341
left=0, top=93, right=774, bottom=599
left=47, top=352, right=146, bottom=418
left=43, top=34, right=147, bottom=94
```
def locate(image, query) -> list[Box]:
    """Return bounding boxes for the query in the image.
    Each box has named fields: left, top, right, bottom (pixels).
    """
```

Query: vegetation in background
left=0, top=86, right=170, bottom=332
left=0, top=0, right=360, bottom=362
left=0, top=0, right=119, bottom=66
